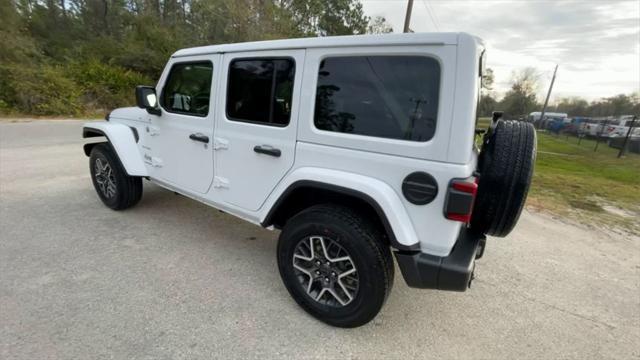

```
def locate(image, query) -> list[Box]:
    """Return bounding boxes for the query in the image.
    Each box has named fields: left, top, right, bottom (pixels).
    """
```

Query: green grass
left=529, top=132, right=640, bottom=233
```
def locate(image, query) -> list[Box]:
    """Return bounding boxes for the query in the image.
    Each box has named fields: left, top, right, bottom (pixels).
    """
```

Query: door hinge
left=213, top=176, right=229, bottom=189
left=151, top=156, right=163, bottom=168
left=213, top=137, right=229, bottom=150
left=146, top=126, right=160, bottom=136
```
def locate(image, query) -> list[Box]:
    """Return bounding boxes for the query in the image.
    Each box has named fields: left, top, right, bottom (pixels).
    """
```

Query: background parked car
left=528, top=111, right=568, bottom=130
left=579, top=117, right=614, bottom=137
left=601, top=115, right=638, bottom=138
left=608, top=130, right=640, bottom=154
left=564, top=117, right=591, bottom=135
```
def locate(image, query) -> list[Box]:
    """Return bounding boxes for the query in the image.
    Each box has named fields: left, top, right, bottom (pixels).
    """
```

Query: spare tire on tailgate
left=471, top=120, right=537, bottom=237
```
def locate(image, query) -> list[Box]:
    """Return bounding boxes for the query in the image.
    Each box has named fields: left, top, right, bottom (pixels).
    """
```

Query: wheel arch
left=82, top=122, right=148, bottom=177
left=262, top=179, right=420, bottom=251
left=82, top=128, right=107, bottom=157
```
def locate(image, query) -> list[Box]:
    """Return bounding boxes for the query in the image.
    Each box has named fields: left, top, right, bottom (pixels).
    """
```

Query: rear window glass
left=226, top=58, right=295, bottom=126
left=314, top=56, right=440, bottom=142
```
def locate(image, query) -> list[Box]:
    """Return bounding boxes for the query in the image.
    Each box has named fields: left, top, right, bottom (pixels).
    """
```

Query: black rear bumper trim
left=394, top=229, right=485, bottom=291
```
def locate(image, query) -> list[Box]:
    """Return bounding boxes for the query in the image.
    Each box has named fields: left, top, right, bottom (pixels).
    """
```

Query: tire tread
left=277, top=204, right=393, bottom=327
left=471, top=120, right=536, bottom=237
left=90, top=144, right=142, bottom=210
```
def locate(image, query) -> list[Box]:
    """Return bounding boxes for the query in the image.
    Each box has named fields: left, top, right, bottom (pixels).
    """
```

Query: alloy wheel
left=94, top=158, right=116, bottom=199
left=292, top=236, right=359, bottom=307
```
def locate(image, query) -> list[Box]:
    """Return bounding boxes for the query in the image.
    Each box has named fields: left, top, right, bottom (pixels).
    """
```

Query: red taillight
left=452, top=180, right=478, bottom=195
left=445, top=178, right=478, bottom=223
left=447, top=212, right=473, bottom=223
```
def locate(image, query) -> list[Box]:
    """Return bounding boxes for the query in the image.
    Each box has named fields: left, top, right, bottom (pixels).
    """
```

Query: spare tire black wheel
left=471, top=120, right=536, bottom=237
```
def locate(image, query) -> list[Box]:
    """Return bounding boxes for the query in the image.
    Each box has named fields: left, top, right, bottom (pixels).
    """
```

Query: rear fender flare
left=260, top=167, right=421, bottom=250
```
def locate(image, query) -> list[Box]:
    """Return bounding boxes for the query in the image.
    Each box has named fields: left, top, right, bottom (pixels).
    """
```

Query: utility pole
left=618, top=115, right=637, bottom=158
left=538, top=64, right=558, bottom=128
left=403, top=0, right=414, bottom=33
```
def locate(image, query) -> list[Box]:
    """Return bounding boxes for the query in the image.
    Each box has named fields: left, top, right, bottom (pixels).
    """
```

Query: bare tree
left=500, top=67, right=541, bottom=118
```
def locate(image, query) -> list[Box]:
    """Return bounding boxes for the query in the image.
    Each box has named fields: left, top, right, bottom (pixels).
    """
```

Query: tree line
left=0, top=0, right=636, bottom=118
left=479, top=67, right=639, bottom=119
left=0, top=0, right=392, bottom=116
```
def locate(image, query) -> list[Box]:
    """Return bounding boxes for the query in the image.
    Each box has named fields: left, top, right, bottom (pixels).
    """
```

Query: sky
left=361, top=0, right=640, bottom=101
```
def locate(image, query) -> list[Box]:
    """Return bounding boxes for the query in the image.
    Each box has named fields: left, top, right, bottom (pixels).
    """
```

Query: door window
left=226, top=58, right=295, bottom=126
left=314, top=56, right=440, bottom=142
left=160, top=61, right=213, bottom=117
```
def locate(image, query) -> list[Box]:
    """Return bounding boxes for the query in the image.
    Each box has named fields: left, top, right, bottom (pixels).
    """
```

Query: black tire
left=471, top=120, right=536, bottom=237
left=277, top=204, right=394, bottom=328
left=89, top=143, right=142, bottom=210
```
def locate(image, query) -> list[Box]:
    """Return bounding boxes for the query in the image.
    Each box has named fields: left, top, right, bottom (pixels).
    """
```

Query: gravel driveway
left=1, top=120, right=638, bottom=359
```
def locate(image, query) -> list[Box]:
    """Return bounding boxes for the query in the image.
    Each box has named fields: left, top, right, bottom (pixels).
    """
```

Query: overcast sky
left=361, top=0, right=640, bottom=101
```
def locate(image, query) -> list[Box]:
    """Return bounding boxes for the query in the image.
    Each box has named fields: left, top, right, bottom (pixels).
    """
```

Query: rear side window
left=161, top=61, right=213, bottom=117
left=226, top=58, right=295, bottom=126
left=314, top=56, right=440, bottom=142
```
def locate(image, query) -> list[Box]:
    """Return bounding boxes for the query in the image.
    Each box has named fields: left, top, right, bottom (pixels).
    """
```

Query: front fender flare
left=260, top=167, right=421, bottom=250
left=82, top=121, right=148, bottom=176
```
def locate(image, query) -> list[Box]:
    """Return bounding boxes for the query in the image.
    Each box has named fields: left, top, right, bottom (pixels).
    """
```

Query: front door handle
left=189, top=133, right=209, bottom=143
left=253, top=145, right=281, bottom=157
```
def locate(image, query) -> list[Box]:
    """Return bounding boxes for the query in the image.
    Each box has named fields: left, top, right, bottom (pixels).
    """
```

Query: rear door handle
left=253, top=145, right=281, bottom=157
left=189, top=133, right=209, bottom=143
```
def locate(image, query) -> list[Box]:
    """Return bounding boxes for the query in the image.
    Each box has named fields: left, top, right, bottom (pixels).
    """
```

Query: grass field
left=476, top=117, right=639, bottom=233
left=529, top=132, right=639, bottom=233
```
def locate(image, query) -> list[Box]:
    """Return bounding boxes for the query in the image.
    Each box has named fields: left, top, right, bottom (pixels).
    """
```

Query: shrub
left=0, top=64, right=82, bottom=115
left=0, top=60, right=152, bottom=116
left=66, top=60, right=152, bottom=112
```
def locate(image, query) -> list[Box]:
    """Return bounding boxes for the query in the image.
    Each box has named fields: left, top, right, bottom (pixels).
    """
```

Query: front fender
left=260, top=167, right=420, bottom=249
left=82, top=121, right=148, bottom=176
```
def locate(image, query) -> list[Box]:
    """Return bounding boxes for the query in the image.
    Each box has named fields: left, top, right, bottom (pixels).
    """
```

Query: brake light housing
left=444, top=177, right=478, bottom=223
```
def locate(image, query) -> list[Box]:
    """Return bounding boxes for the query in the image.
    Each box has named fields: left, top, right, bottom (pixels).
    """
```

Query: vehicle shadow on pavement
left=127, top=182, right=444, bottom=320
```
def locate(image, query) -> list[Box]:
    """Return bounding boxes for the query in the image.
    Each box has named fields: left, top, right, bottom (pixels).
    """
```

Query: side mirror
left=135, top=86, right=161, bottom=116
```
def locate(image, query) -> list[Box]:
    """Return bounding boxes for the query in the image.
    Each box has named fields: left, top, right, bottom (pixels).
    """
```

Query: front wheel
left=277, top=204, right=394, bottom=328
left=89, top=143, right=142, bottom=210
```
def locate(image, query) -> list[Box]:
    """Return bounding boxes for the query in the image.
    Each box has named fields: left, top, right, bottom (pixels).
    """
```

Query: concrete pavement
left=1, top=120, right=638, bottom=359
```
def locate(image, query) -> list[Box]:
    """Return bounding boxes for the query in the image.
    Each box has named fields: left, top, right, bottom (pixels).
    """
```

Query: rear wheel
left=277, top=204, right=393, bottom=328
left=89, top=144, right=142, bottom=210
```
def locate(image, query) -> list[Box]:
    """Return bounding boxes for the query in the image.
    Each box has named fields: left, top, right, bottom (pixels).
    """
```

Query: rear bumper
left=394, top=229, right=486, bottom=291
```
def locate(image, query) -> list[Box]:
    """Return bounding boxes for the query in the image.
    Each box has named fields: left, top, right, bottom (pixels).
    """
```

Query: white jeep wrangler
left=82, top=33, right=536, bottom=328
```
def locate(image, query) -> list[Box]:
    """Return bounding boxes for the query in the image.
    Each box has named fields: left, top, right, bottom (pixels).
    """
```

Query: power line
left=421, top=0, right=440, bottom=31
left=424, top=0, right=442, bottom=30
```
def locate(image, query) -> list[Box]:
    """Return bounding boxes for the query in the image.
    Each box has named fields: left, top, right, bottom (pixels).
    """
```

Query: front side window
left=314, top=56, right=440, bottom=142
left=161, top=61, right=213, bottom=117
left=226, top=58, right=295, bottom=126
